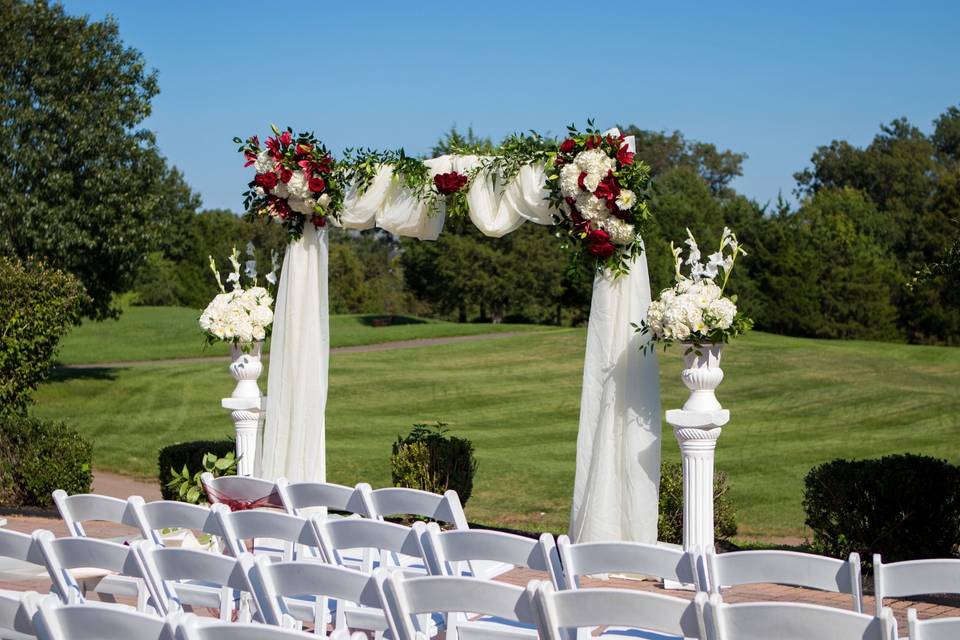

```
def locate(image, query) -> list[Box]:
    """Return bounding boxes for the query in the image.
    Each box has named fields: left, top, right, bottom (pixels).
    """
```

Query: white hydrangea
left=574, top=148, right=616, bottom=177
left=560, top=164, right=581, bottom=198
left=602, top=217, right=636, bottom=245
left=705, top=297, right=737, bottom=330
left=644, top=281, right=738, bottom=341
left=286, top=170, right=312, bottom=200
left=289, top=198, right=315, bottom=215
left=254, top=150, right=275, bottom=174
left=199, top=286, right=274, bottom=345
left=575, top=192, right=608, bottom=221
left=272, top=182, right=289, bottom=199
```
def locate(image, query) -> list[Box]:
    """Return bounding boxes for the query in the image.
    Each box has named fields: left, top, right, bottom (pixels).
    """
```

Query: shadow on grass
left=47, top=366, right=121, bottom=383
left=356, top=315, right=427, bottom=327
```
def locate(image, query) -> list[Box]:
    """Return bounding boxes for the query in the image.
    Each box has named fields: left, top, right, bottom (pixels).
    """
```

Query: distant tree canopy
left=0, top=0, right=198, bottom=319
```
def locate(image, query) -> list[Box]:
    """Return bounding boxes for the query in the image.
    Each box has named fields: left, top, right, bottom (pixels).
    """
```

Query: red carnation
left=279, top=131, right=293, bottom=146
left=308, top=177, right=326, bottom=193
left=617, top=144, right=634, bottom=166
left=255, top=172, right=278, bottom=190
left=279, top=168, right=293, bottom=183
left=434, top=171, right=468, bottom=195
left=311, top=214, right=327, bottom=228
left=559, top=138, right=576, bottom=153
left=594, top=171, right=621, bottom=203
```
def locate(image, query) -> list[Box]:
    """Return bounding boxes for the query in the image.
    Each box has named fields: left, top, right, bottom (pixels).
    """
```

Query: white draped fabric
left=260, top=138, right=662, bottom=541
left=569, top=255, right=662, bottom=543
left=257, top=224, right=329, bottom=483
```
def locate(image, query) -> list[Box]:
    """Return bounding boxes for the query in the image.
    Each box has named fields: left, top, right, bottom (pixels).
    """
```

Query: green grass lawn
left=33, top=327, right=960, bottom=540
left=56, top=306, right=546, bottom=364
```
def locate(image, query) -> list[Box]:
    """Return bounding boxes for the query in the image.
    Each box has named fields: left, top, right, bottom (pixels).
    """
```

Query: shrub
left=166, top=451, right=237, bottom=505
left=0, top=258, right=86, bottom=417
left=158, top=440, right=235, bottom=500
left=390, top=422, right=477, bottom=505
left=658, top=461, right=737, bottom=545
left=804, top=454, right=960, bottom=563
left=0, top=415, right=92, bottom=507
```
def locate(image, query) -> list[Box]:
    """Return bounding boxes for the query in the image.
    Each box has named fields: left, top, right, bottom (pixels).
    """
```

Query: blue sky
left=63, top=1, right=960, bottom=213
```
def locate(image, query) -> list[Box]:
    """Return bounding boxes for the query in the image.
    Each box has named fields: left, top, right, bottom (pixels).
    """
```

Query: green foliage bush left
left=0, top=258, right=85, bottom=417
left=157, top=439, right=235, bottom=500
left=391, top=422, right=477, bottom=505
left=0, top=415, right=92, bottom=507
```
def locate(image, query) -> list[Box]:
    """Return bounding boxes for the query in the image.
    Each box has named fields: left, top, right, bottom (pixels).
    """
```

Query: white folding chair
left=0, top=590, right=39, bottom=640
left=557, top=534, right=699, bottom=591
left=873, top=554, right=960, bottom=616
left=247, top=554, right=387, bottom=635
left=129, top=498, right=228, bottom=551
left=417, top=522, right=563, bottom=587
left=34, top=595, right=178, bottom=640
left=534, top=581, right=707, bottom=640
left=213, top=503, right=322, bottom=561
left=133, top=541, right=257, bottom=622
left=314, top=517, right=426, bottom=574
left=276, top=478, right=369, bottom=519
left=702, top=593, right=895, bottom=640
left=908, top=607, right=960, bottom=640
left=52, top=490, right=142, bottom=539
left=174, top=612, right=336, bottom=640
left=376, top=570, right=539, bottom=640
left=200, top=473, right=282, bottom=510
left=0, top=527, right=47, bottom=572
left=360, top=485, right=469, bottom=530
left=33, top=529, right=150, bottom=611
left=702, top=546, right=864, bottom=612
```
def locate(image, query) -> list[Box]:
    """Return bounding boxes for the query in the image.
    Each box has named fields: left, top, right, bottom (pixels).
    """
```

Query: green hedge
left=158, top=439, right=235, bottom=500
left=391, top=422, right=477, bottom=505
left=804, top=454, right=960, bottom=563
left=658, top=461, right=737, bottom=545
left=0, top=258, right=85, bottom=417
left=0, top=415, right=92, bottom=507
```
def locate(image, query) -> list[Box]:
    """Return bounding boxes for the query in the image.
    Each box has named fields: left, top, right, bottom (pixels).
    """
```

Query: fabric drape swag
left=258, top=139, right=662, bottom=542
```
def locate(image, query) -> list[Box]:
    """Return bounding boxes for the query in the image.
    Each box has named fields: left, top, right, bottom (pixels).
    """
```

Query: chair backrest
left=133, top=541, right=253, bottom=615
left=375, top=570, right=538, bottom=640
left=704, top=547, right=863, bottom=612
left=247, top=554, right=381, bottom=627
left=174, top=613, right=319, bottom=640
left=360, top=484, right=468, bottom=530
left=212, top=503, right=321, bottom=559
left=534, top=581, right=706, bottom=640
left=129, top=499, right=226, bottom=546
left=52, top=490, right=141, bottom=538
left=200, top=473, right=282, bottom=509
left=0, top=527, right=45, bottom=566
left=313, top=517, right=422, bottom=569
left=276, top=477, right=369, bottom=517
left=703, top=594, right=895, bottom=640
left=0, top=590, right=38, bottom=638
left=418, top=522, right=563, bottom=587
left=874, top=554, right=960, bottom=615
left=34, top=597, right=177, bottom=640
left=33, top=529, right=143, bottom=604
left=908, top=607, right=960, bottom=640
left=557, top=534, right=698, bottom=589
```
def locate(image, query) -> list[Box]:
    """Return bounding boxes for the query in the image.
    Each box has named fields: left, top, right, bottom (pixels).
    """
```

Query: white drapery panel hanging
left=260, top=138, right=662, bottom=541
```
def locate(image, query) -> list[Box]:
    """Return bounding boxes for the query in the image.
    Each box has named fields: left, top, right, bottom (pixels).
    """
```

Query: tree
left=0, top=0, right=192, bottom=319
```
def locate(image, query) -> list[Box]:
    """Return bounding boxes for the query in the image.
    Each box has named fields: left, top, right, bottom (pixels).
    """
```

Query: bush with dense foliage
left=157, top=439, right=235, bottom=500
left=390, top=422, right=477, bottom=505
left=166, top=450, right=237, bottom=505
left=0, top=415, right=92, bottom=507
left=804, top=454, right=960, bottom=563
left=0, top=258, right=85, bottom=416
left=658, top=461, right=737, bottom=545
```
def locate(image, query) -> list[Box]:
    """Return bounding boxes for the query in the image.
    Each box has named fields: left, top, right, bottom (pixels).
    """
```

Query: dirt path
left=58, top=330, right=540, bottom=369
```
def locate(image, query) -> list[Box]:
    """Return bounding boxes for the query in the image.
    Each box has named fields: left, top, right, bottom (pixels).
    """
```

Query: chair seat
left=598, top=628, right=681, bottom=640
left=458, top=618, right=537, bottom=640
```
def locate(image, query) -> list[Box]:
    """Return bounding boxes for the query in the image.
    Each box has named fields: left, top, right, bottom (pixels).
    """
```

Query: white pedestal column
left=222, top=342, right=265, bottom=477
left=665, top=344, right=729, bottom=553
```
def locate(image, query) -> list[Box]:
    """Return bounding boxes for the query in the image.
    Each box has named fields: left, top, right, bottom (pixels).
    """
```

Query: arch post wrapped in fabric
left=249, top=129, right=662, bottom=544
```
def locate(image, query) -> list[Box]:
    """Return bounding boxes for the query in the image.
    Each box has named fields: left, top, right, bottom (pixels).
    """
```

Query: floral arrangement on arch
left=199, top=244, right=277, bottom=349
left=546, top=122, right=653, bottom=275
left=636, top=227, right=753, bottom=352
left=235, top=125, right=344, bottom=239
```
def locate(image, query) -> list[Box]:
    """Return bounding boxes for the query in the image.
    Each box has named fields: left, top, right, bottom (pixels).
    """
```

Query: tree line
left=1, top=1, right=957, bottom=344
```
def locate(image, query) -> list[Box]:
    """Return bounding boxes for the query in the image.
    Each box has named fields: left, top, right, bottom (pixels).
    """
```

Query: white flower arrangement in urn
left=199, top=243, right=277, bottom=351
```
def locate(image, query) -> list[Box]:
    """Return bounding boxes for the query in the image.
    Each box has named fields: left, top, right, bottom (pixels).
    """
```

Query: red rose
left=559, top=138, right=576, bottom=153
left=594, top=171, right=620, bottom=202
left=584, top=135, right=602, bottom=150
left=554, top=156, right=566, bottom=167
left=279, top=131, right=293, bottom=146
left=587, top=228, right=610, bottom=244
left=255, top=172, right=278, bottom=190
left=311, top=214, right=327, bottom=227
left=588, top=241, right=616, bottom=257
left=617, top=144, right=634, bottom=166
left=308, top=177, right=326, bottom=193
left=279, top=168, right=293, bottom=183
left=434, top=171, right=468, bottom=195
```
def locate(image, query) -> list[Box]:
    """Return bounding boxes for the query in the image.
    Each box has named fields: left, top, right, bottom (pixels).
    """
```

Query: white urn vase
left=680, top=343, right=724, bottom=412
left=229, top=341, right=263, bottom=400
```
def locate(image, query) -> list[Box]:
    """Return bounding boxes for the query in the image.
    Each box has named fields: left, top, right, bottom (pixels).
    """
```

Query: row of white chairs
left=6, top=568, right=935, bottom=640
